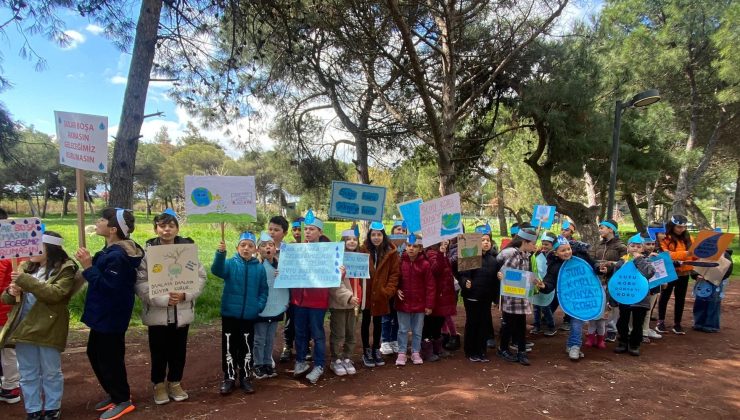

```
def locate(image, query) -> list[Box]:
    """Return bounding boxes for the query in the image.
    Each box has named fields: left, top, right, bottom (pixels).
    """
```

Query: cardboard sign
left=609, top=261, right=649, bottom=305
left=647, top=252, right=678, bottom=288
left=55, top=111, right=109, bottom=173
left=530, top=289, right=555, bottom=307
left=457, top=233, right=482, bottom=271
left=388, top=234, right=407, bottom=255
left=420, top=193, right=462, bottom=247
left=274, top=242, right=344, bottom=288
left=500, top=268, right=535, bottom=298
left=557, top=256, right=605, bottom=321
left=688, top=231, right=735, bottom=261
left=329, top=181, right=386, bottom=222
left=692, top=256, right=732, bottom=286
left=343, top=252, right=370, bottom=279
left=398, top=198, right=423, bottom=234
left=0, top=218, right=44, bottom=259
left=146, top=244, right=200, bottom=298
left=530, top=205, right=556, bottom=229
left=184, top=176, right=257, bottom=222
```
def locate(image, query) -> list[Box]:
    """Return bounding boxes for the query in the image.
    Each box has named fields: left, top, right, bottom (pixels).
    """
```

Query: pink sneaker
left=411, top=352, right=423, bottom=365
left=395, top=353, right=407, bottom=366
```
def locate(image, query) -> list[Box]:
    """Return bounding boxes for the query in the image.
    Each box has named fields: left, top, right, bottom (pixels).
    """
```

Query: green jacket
left=0, top=260, right=78, bottom=352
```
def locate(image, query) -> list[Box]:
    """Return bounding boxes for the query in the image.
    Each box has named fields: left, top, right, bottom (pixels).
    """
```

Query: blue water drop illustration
left=30, top=231, right=37, bottom=237
left=99, top=122, right=106, bottom=130
left=57, top=117, right=61, bottom=123
left=694, top=233, right=721, bottom=258
left=99, top=163, right=105, bottom=170
left=23, top=219, right=28, bottom=224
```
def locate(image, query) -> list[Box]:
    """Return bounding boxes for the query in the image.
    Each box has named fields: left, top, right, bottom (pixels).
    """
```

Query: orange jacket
left=660, top=235, right=695, bottom=274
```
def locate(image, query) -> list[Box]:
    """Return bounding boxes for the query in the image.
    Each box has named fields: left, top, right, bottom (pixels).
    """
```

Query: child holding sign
left=76, top=208, right=143, bottom=420
left=328, top=230, right=362, bottom=376
left=422, top=240, right=456, bottom=362
left=1, top=232, right=78, bottom=420
left=212, top=232, right=268, bottom=395
left=135, top=209, right=206, bottom=404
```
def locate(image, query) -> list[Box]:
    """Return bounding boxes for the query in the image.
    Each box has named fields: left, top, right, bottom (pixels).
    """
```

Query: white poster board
left=184, top=176, right=257, bottom=222
left=54, top=111, right=109, bottom=173
left=146, top=244, right=200, bottom=298
left=420, top=193, right=462, bottom=246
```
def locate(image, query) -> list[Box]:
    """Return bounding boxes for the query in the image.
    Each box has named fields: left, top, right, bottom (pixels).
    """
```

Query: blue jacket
left=257, top=258, right=289, bottom=322
left=82, top=240, right=144, bottom=334
left=211, top=251, right=268, bottom=320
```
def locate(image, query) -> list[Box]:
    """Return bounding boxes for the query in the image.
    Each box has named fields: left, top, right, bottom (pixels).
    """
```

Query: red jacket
left=290, top=287, right=330, bottom=310
left=0, top=260, right=11, bottom=325
left=396, top=252, right=435, bottom=314
left=425, top=249, right=457, bottom=317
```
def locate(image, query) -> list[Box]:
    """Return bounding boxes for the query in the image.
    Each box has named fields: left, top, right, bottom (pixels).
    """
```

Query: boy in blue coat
left=212, top=232, right=268, bottom=395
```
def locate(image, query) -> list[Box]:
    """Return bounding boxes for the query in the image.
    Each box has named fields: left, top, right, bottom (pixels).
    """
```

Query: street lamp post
left=607, top=89, right=661, bottom=220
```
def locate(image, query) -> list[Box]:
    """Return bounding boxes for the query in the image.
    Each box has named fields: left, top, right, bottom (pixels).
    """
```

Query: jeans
left=566, top=318, right=584, bottom=348
left=16, top=343, right=63, bottom=413
left=693, top=280, right=726, bottom=331
left=254, top=320, right=280, bottom=367
left=396, top=311, right=425, bottom=353
left=658, top=275, right=690, bottom=325
left=381, top=300, right=399, bottom=343
left=282, top=304, right=295, bottom=349
left=533, top=305, right=554, bottom=329
left=294, top=306, right=326, bottom=368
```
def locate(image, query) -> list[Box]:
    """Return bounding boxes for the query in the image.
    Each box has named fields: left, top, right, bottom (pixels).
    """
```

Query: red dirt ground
left=4, top=284, right=739, bottom=419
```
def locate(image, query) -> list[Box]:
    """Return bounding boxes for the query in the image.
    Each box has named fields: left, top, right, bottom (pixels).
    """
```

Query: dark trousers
left=87, top=330, right=129, bottom=404
left=463, top=299, right=490, bottom=358
left=617, top=305, right=647, bottom=348
left=148, top=324, right=189, bottom=384
left=499, top=312, right=527, bottom=353
left=361, top=309, right=382, bottom=350
left=549, top=294, right=571, bottom=323
left=221, top=317, right=254, bottom=380
left=658, top=275, right=689, bottom=325
left=294, top=306, right=326, bottom=368
left=283, top=304, right=295, bottom=349
left=422, top=315, right=445, bottom=340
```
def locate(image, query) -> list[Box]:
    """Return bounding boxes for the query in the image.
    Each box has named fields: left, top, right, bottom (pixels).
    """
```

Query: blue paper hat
left=369, top=221, right=385, bottom=232
left=257, top=231, right=273, bottom=246
left=510, top=225, right=520, bottom=235
left=341, top=229, right=357, bottom=238
left=353, top=225, right=360, bottom=238
left=238, top=231, right=257, bottom=245
left=552, top=235, right=569, bottom=250
left=393, top=220, right=407, bottom=229
left=628, top=233, right=644, bottom=244
left=540, top=232, right=556, bottom=242
left=407, top=233, right=422, bottom=246
left=475, top=223, right=491, bottom=235
left=291, top=221, right=302, bottom=229
left=562, top=220, right=574, bottom=231
left=304, top=209, right=324, bottom=230
left=162, top=208, right=178, bottom=218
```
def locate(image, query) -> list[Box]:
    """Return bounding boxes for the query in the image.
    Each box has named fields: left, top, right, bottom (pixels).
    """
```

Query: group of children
left=0, top=207, right=733, bottom=420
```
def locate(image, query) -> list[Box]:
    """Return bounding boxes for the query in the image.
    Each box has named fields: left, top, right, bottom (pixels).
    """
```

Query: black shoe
left=373, top=349, right=385, bottom=366
left=486, top=338, right=497, bottom=348
left=517, top=352, right=530, bottom=366
left=362, top=348, right=376, bottom=368
left=239, top=378, right=255, bottom=394
left=254, top=366, right=268, bottom=380
left=605, top=331, right=618, bottom=342
left=219, top=379, right=236, bottom=395
left=628, top=346, right=640, bottom=356
left=444, top=334, right=461, bottom=351
left=614, top=342, right=628, bottom=354
left=27, top=412, right=43, bottom=420
left=266, top=365, right=278, bottom=378
left=42, top=409, right=61, bottom=420
left=497, top=349, right=517, bottom=362
left=279, top=347, right=292, bottom=363
left=441, top=333, right=450, bottom=347
left=478, top=354, right=491, bottom=363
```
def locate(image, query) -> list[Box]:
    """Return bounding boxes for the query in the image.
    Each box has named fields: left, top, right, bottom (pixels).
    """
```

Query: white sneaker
left=342, top=359, right=356, bottom=375
left=568, top=345, right=584, bottom=361
left=390, top=341, right=399, bottom=353
left=330, top=359, right=347, bottom=376
left=380, top=342, right=394, bottom=355
left=647, top=329, right=662, bottom=339
left=306, top=366, right=324, bottom=384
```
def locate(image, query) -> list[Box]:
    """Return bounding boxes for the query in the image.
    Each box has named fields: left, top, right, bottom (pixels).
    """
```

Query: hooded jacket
left=396, top=252, right=435, bottom=313
left=212, top=251, right=269, bottom=319
left=82, top=239, right=144, bottom=334
left=589, top=236, right=627, bottom=281
left=425, top=248, right=457, bottom=317
left=456, top=249, right=499, bottom=303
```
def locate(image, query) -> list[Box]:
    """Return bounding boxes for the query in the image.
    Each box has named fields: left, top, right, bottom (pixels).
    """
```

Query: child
left=1, top=232, right=77, bottom=420
left=281, top=219, right=301, bottom=363
left=380, top=220, right=406, bottom=356
left=497, top=228, right=538, bottom=366
left=588, top=219, right=627, bottom=343
left=657, top=214, right=695, bottom=335
left=0, top=207, right=21, bottom=405
left=76, top=208, right=143, bottom=419
left=328, top=229, right=362, bottom=376
left=613, top=234, right=656, bottom=356
left=531, top=232, right=557, bottom=336
left=422, top=240, right=456, bottom=361
left=395, top=234, right=434, bottom=366
left=360, top=222, right=400, bottom=368
left=640, top=232, right=662, bottom=342
left=267, top=216, right=289, bottom=250
left=135, top=209, right=206, bottom=404
left=253, top=232, right=288, bottom=380
left=692, top=250, right=733, bottom=333
left=211, top=232, right=268, bottom=394
left=538, top=236, right=598, bottom=361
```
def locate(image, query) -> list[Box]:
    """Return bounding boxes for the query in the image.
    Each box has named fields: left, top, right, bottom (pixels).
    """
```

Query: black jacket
left=541, top=250, right=597, bottom=295
left=456, top=249, right=499, bottom=302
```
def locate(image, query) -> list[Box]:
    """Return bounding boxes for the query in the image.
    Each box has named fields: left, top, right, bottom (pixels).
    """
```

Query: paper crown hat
left=341, top=229, right=357, bottom=238
left=304, top=209, right=324, bottom=230
left=257, top=231, right=273, bottom=246
left=238, top=231, right=257, bottom=244
left=552, top=235, right=570, bottom=249
left=628, top=233, right=644, bottom=244
left=369, top=221, right=385, bottom=231
left=407, top=233, right=423, bottom=246
left=475, top=223, right=492, bottom=235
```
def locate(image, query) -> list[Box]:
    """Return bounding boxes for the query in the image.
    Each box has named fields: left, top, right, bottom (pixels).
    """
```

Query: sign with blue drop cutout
left=609, top=261, right=649, bottom=305
left=329, top=181, right=386, bottom=222
left=557, top=256, right=605, bottom=321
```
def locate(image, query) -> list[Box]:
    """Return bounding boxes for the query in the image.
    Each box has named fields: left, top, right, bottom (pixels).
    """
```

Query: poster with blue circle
left=557, top=256, right=605, bottom=321
left=608, top=262, right=649, bottom=305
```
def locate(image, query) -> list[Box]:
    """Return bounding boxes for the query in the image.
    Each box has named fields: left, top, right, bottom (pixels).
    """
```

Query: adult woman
left=656, top=215, right=694, bottom=335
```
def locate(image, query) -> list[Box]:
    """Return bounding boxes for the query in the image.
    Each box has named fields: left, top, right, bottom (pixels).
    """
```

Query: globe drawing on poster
left=185, top=176, right=257, bottom=222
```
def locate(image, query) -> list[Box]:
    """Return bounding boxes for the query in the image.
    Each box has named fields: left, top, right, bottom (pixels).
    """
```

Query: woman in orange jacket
left=656, top=215, right=695, bottom=335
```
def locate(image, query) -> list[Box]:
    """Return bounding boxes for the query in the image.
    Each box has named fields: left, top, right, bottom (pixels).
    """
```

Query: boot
left=421, top=340, right=439, bottom=362
left=614, top=341, right=628, bottom=354
left=584, top=333, right=596, bottom=348
left=596, top=335, right=607, bottom=349
left=444, top=334, right=461, bottom=351
left=432, top=337, right=450, bottom=358
left=441, top=333, right=450, bottom=348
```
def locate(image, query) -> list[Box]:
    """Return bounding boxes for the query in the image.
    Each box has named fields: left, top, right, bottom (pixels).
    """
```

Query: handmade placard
left=329, top=181, right=386, bottom=222
left=692, top=256, right=732, bottom=286
left=457, top=233, right=482, bottom=271
left=55, top=111, right=109, bottom=173
left=647, top=252, right=678, bottom=288
left=274, top=242, right=344, bottom=288
left=420, top=193, right=462, bottom=247
left=0, top=218, right=44, bottom=260
left=609, top=261, right=649, bottom=305
left=398, top=198, right=423, bottom=234
left=146, top=244, right=200, bottom=298
left=343, top=252, right=370, bottom=279
left=500, top=267, right=535, bottom=299
left=388, top=234, right=407, bottom=255
left=688, top=231, right=735, bottom=261
left=557, top=256, right=605, bottom=321
left=184, top=176, right=257, bottom=222
left=530, top=205, right=556, bottom=229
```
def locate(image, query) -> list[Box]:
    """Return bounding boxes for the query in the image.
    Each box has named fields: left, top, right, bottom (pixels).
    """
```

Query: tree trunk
left=645, top=181, right=656, bottom=224
left=25, top=193, right=37, bottom=216
left=686, top=198, right=712, bottom=230
left=62, top=190, right=71, bottom=217
left=583, top=167, right=598, bottom=206
left=145, top=190, right=152, bottom=217
left=624, top=192, right=645, bottom=232
left=41, top=188, right=49, bottom=218
left=108, top=0, right=163, bottom=209
left=496, top=165, right=507, bottom=236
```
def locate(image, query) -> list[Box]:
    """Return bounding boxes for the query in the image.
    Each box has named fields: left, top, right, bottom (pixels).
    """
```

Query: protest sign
left=530, top=290, right=555, bottom=307
left=500, top=268, right=535, bottom=299
left=420, top=193, right=462, bottom=247
left=398, top=198, right=423, bottom=234
left=557, top=256, right=605, bottom=321
left=343, top=252, right=370, bottom=279
left=647, top=225, right=666, bottom=241
left=388, top=234, right=407, bottom=255
left=688, top=231, right=735, bottom=261
left=530, top=205, right=556, bottom=229
left=692, top=256, right=732, bottom=286
left=0, top=218, right=44, bottom=260
left=55, top=111, right=109, bottom=173
left=185, top=176, right=257, bottom=223
left=329, top=181, right=386, bottom=222
left=647, top=252, right=678, bottom=288
left=146, top=244, right=200, bottom=298
left=274, top=242, right=344, bottom=288
left=457, top=233, right=482, bottom=271
left=322, top=222, right=337, bottom=242
left=609, top=262, right=649, bottom=305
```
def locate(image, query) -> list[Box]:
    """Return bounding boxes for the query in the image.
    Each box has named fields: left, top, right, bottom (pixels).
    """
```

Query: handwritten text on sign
left=647, top=252, right=678, bottom=288
left=146, top=244, right=200, bottom=298
left=343, top=252, right=370, bottom=279
left=184, top=176, right=257, bottom=222
left=557, top=256, right=605, bottom=321
left=274, top=242, right=344, bottom=288
left=500, top=268, right=535, bottom=298
left=420, top=193, right=462, bottom=247
left=609, top=261, right=649, bottom=305
left=54, top=111, right=109, bottom=173
left=0, top=218, right=44, bottom=260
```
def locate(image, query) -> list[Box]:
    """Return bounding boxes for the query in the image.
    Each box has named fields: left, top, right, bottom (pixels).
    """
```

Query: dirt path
left=5, top=285, right=739, bottom=419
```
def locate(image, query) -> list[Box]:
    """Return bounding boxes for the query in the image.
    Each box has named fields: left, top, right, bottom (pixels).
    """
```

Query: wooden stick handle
left=10, top=258, right=21, bottom=303
left=221, top=222, right=225, bottom=242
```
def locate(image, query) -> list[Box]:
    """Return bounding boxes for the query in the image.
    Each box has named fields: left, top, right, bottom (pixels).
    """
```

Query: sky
left=0, top=1, right=602, bottom=159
